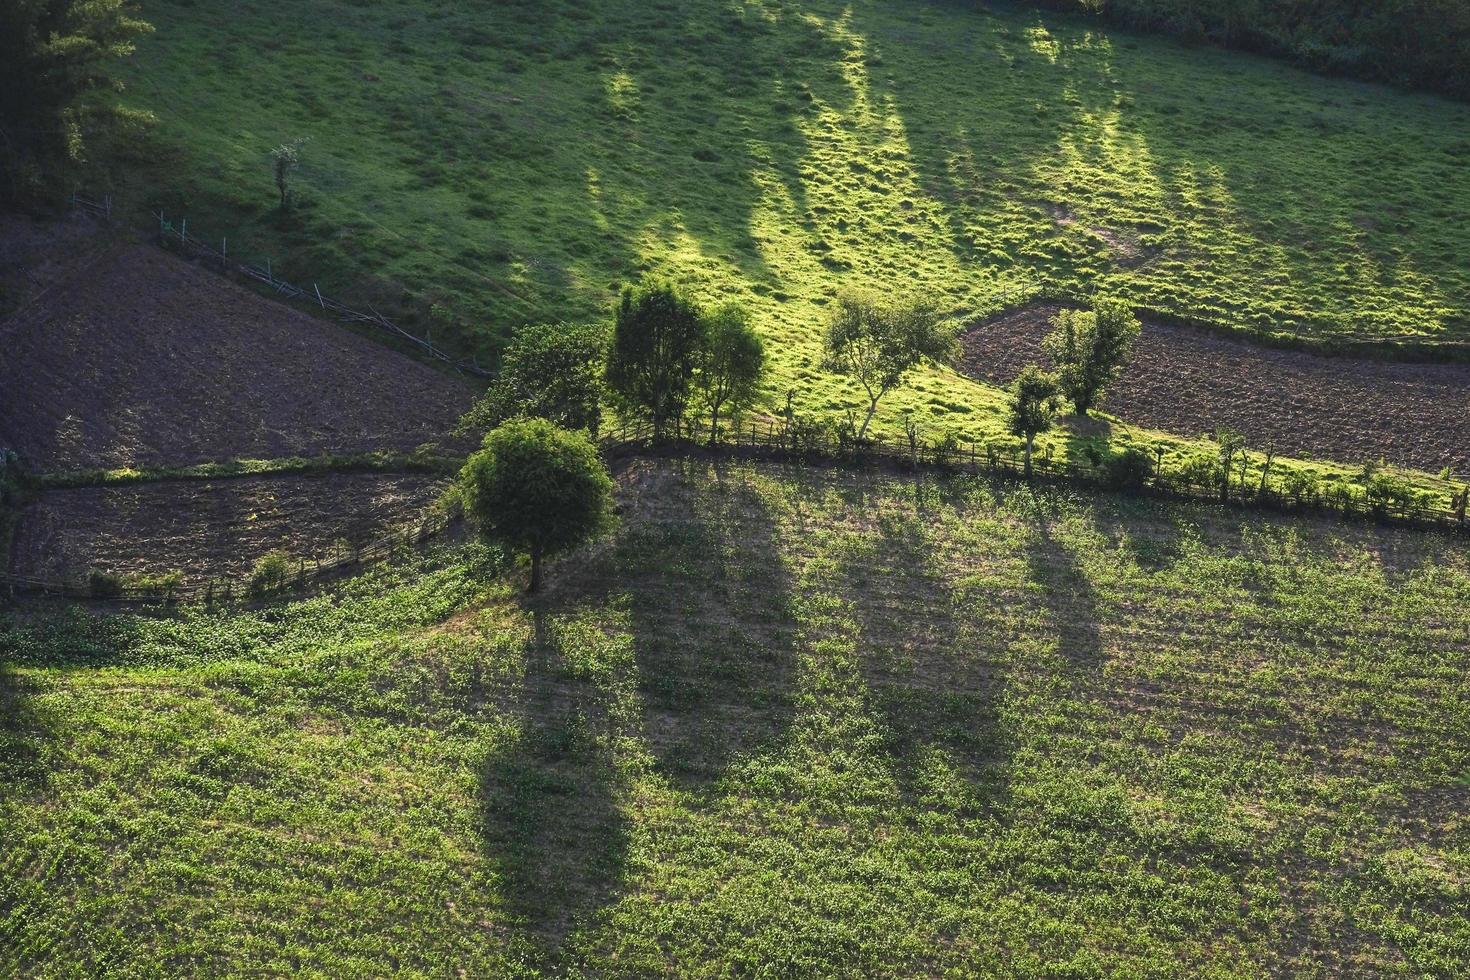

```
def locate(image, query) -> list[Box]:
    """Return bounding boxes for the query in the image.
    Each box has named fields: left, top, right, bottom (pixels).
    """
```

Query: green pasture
left=105, top=0, right=1470, bottom=463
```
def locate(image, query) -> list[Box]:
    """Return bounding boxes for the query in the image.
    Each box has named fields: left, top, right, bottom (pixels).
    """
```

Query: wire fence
left=151, top=208, right=490, bottom=377
left=2, top=421, right=1465, bottom=607
left=609, top=418, right=1470, bottom=533
left=0, top=509, right=453, bottom=607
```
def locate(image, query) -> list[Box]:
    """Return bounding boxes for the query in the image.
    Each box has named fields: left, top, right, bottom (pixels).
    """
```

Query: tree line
left=1024, top=0, right=1470, bottom=101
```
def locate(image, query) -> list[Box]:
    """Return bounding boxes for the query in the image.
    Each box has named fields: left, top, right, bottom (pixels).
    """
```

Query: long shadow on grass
left=0, top=664, right=51, bottom=799
left=543, top=459, right=800, bottom=788
left=1020, top=491, right=1104, bottom=673
left=477, top=609, right=629, bottom=958
left=838, top=474, right=1012, bottom=810
left=618, top=459, right=799, bottom=786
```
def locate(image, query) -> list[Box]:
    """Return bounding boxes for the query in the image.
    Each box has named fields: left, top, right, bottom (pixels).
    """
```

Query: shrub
left=1102, top=447, right=1155, bottom=490
left=459, top=321, right=606, bottom=438
left=88, top=569, right=123, bottom=599
left=249, top=550, right=293, bottom=596
left=1282, top=468, right=1321, bottom=505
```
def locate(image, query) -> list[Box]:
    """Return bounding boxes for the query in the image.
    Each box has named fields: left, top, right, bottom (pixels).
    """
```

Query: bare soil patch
left=0, top=235, right=476, bottom=471
left=960, top=304, right=1470, bottom=474
left=7, top=471, right=446, bottom=581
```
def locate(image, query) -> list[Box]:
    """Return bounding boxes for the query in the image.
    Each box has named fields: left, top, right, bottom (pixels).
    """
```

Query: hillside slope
left=4, top=460, right=1467, bottom=975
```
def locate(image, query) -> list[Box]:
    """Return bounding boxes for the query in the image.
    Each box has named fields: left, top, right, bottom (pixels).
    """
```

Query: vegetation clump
left=0, top=0, right=154, bottom=201
left=690, top=304, right=765, bottom=445
left=458, top=418, right=614, bottom=592
left=605, top=283, right=707, bottom=442
left=460, top=321, right=606, bottom=439
left=823, top=293, right=956, bottom=440
left=1043, top=298, right=1142, bottom=417
left=1006, top=365, right=1060, bottom=478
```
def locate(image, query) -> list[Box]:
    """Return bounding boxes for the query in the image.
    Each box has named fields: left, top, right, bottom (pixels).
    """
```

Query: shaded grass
left=3, top=460, right=1468, bottom=975
left=102, top=0, right=1470, bottom=473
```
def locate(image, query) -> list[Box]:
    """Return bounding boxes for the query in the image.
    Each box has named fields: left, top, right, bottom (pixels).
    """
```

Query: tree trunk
left=858, top=399, right=878, bottom=440
left=709, top=402, right=721, bottom=447
left=528, top=546, right=543, bottom=593
left=1024, top=435, right=1034, bottom=479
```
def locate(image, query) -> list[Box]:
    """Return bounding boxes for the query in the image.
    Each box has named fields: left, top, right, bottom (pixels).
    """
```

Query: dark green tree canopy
left=1042, top=298, right=1141, bottom=416
left=0, top=0, right=154, bottom=201
left=460, top=321, right=606, bottom=438
left=458, top=419, right=614, bottom=592
left=692, top=304, right=764, bottom=444
left=823, top=293, right=956, bottom=439
left=604, top=283, right=708, bottom=440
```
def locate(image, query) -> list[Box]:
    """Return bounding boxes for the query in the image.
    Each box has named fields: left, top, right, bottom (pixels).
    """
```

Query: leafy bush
left=88, top=569, right=123, bottom=599
left=1102, top=447, right=1154, bottom=490
left=249, top=550, right=293, bottom=596
left=1282, top=468, right=1321, bottom=505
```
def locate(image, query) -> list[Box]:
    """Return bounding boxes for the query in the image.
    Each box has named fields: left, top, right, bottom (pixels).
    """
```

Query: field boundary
left=61, top=192, right=489, bottom=378
left=5, top=419, right=1464, bottom=607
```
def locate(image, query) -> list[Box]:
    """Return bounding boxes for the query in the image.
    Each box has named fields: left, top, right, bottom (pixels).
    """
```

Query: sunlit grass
left=107, top=0, right=1470, bottom=480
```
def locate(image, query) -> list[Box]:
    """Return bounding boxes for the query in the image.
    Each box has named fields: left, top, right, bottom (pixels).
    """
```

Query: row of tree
left=454, top=283, right=963, bottom=593
left=459, top=282, right=961, bottom=449
left=1025, top=0, right=1470, bottom=101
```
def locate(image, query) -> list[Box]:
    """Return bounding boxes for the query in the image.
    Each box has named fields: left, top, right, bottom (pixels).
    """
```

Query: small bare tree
left=271, top=137, right=309, bottom=209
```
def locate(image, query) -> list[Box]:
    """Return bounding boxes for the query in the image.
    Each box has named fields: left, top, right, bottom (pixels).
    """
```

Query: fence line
left=2, top=422, right=1465, bottom=606
left=150, top=209, right=490, bottom=377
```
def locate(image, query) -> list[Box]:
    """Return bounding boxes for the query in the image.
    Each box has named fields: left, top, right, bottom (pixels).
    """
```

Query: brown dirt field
left=960, top=304, right=1470, bottom=475
left=0, top=233, right=476, bottom=472
left=6, top=471, right=447, bottom=581
left=0, top=214, right=111, bottom=317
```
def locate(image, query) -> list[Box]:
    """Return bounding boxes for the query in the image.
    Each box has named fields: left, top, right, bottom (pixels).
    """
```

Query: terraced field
left=3, top=460, right=1466, bottom=975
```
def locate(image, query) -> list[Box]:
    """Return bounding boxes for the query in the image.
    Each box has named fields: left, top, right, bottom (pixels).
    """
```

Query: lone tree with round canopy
left=459, top=419, right=614, bottom=593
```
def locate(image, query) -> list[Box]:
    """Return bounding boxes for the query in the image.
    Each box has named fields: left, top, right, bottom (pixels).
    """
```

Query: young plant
left=271, top=137, right=309, bottom=209
left=823, top=293, right=956, bottom=440
left=691, top=304, right=764, bottom=446
left=1212, top=426, right=1245, bottom=501
left=1042, top=297, right=1141, bottom=416
left=1006, top=365, right=1060, bottom=479
left=605, top=283, right=707, bottom=441
left=458, top=418, right=614, bottom=593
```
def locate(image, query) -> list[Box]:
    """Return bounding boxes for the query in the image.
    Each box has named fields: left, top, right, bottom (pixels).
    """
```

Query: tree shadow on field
left=477, top=609, right=628, bottom=958
left=839, top=473, right=1012, bottom=810
left=1021, top=493, right=1105, bottom=675
left=0, top=665, right=51, bottom=799
left=617, top=460, right=800, bottom=787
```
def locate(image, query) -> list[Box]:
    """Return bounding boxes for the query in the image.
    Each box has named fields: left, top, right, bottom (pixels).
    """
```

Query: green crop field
left=4, top=460, right=1468, bottom=975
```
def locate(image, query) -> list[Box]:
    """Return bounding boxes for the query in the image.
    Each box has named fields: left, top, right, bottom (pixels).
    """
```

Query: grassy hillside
left=4, top=460, right=1468, bottom=975
left=117, top=0, right=1470, bottom=377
